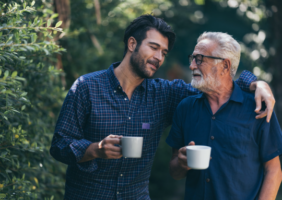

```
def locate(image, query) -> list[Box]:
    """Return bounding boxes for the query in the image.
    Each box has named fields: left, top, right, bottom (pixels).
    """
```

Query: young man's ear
left=128, top=37, right=137, bottom=52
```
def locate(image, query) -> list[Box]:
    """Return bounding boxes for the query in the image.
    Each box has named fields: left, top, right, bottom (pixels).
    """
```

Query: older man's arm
left=249, top=80, right=276, bottom=123
left=258, top=156, right=282, bottom=200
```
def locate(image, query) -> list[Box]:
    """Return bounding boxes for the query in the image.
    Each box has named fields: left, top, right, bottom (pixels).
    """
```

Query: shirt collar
left=229, top=81, right=244, bottom=103
left=107, top=61, right=147, bottom=90
left=194, top=81, right=244, bottom=103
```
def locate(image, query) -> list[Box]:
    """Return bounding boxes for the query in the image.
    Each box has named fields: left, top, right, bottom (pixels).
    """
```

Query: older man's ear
left=222, top=59, right=231, bottom=76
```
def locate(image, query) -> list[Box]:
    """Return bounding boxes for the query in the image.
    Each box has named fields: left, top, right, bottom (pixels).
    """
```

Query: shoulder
left=148, top=78, right=188, bottom=89
left=81, top=69, right=108, bottom=83
left=173, top=94, right=202, bottom=115
left=70, top=69, right=108, bottom=94
left=179, top=94, right=202, bottom=107
left=240, top=89, right=257, bottom=109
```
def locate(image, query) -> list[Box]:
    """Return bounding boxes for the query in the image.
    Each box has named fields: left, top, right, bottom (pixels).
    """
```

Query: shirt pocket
left=217, top=126, right=251, bottom=158
left=141, top=122, right=159, bottom=157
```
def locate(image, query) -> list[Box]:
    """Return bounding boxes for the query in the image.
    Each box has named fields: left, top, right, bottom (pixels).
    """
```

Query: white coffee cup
left=121, top=137, right=143, bottom=158
left=186, top=145, right=211, bottom=170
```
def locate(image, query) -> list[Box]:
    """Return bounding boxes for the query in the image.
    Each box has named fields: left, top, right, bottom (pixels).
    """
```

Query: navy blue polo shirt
left=166, top=82, right=282, bottom=200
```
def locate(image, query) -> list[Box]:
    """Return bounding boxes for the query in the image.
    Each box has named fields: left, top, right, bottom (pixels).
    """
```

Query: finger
left=255, top=110, right=267, bottom=119
left=107, top=152, right=122, bottom=159
left=188, top=141, right=195, bottom=146
left=264, top=98, right=274, bottom=123
left=179, top=147, right=187, bottom=155
left=254, top=95, right=262, bottom=113
left=107, top=135, right=122, bottom=139
left=178, top=152, right=187, bottom=161
left=266, top=107, right=273, bottom=123
left=105, top=138, right=122, bottom=145
left=109, top=146, right=122, bottom=153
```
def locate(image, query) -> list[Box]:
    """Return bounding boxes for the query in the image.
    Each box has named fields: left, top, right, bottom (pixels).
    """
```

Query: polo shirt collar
left=107, top=62, right=147, bottom=91
left=229, top=81, right=244, bottom=103
left=194, top=81, right=244, bottom=103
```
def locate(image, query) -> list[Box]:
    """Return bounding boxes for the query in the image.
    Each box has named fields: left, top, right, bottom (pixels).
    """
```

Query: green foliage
left=0, top=1, right=66, bottom=199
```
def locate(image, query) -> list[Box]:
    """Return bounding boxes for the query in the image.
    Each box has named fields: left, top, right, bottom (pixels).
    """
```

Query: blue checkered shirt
left=50, top=62, right=257, bottom=200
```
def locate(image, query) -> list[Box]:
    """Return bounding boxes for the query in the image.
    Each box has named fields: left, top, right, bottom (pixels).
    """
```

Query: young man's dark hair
left=123, top=14, right=176, bottom=57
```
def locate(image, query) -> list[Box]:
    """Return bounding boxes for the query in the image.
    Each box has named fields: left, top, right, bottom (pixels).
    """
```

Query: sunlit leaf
left=55, top=21, right=62, bottom=28
left=11, top=71, right=17, bottom=77
left=47, top=19, right=51, bottom=27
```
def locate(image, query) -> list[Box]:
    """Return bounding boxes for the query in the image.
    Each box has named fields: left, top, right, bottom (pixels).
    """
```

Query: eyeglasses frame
left=188, top=54, right=225, bottom=65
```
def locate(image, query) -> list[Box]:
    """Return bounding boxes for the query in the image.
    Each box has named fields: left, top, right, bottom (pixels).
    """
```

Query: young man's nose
left=153, top=50, right=163, bottom=61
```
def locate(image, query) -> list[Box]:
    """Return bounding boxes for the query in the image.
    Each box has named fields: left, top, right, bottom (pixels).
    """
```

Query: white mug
left=186, top=145, right=211, bottom=170
left=121, top=137, right=143, bottom=158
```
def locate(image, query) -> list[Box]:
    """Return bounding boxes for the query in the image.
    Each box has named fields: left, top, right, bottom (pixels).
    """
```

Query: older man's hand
left=250, top=81, right=275, bottom=123
left=178, top=141, right=195, bottom=170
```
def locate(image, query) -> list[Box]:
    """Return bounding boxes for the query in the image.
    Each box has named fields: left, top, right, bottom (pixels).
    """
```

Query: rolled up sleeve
left=258, top=112, right=282, bottom=163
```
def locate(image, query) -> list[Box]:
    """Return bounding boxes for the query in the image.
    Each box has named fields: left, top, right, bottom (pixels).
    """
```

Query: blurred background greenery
left=1, top=0, right=282, bottom=199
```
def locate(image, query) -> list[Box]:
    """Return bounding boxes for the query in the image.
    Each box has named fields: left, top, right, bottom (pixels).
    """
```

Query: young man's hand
left=79, top=135, right=123, bottom=163
left=250, top=80, right=275, bottom=122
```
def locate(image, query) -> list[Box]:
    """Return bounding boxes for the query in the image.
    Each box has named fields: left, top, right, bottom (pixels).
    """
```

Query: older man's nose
left=189, top=59, right=197, bottom=71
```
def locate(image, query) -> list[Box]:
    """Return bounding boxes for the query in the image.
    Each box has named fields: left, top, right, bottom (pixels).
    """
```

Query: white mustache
left=192, top=70, right=202, bottom=76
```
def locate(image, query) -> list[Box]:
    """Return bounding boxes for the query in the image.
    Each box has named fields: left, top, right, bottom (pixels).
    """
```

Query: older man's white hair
left=197, top=32, right=241, bottom=78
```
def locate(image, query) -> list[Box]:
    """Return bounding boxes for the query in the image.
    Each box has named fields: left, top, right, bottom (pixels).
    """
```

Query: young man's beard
left=130, top=47, right=155, bottom=79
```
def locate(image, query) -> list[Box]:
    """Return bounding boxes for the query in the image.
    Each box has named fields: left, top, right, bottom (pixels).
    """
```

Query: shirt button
left=120, top=174, right=123, bottom=176
left=206, top=178, right=210, bottom=182
left=212, top=116, right=216, bottom=120
left=117, top=191, right=119, bottom=194
left=114, top=90, right=116, bottom=93
left=128, top=117, right=131, bottom=120
left=210, top=157, right=212, bottom=160
left=210, top=136, right=214, bottom=140
left=118, top=86, right=121, bottom=89
left=124, top=98, right=127, bottom=100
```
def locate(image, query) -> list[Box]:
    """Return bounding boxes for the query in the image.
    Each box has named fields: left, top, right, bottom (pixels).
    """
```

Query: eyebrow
left=148, top=42, right=168, bottom=53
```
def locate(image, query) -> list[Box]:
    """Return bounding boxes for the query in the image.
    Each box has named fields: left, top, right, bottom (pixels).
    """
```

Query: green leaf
left=4, top=70, right=9, bottom=77
left=47, top=19, right=51, bottom=27
left=20, top=92, right=27, bottom=96
left=0, top=69, right=2, bottom=76
left=5, top=169, right=12, bottom=173
left=0, top=194, right=6, bottom=198
left=55, top=21, right=62, bottom=28
left=21, top=105, right=26, bottom=111
left=31, top=33, right=37, bottom=43
left=50, top=13, right=59, bottom=19
left=31, top=1, right=35, bottom=6
left=0, top=56, right=6, bottom=61
left=11, top=71, right=17, bottom=77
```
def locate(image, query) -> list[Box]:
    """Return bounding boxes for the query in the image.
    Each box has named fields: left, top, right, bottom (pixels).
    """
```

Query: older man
left=166, top=32, right=282, bottom=200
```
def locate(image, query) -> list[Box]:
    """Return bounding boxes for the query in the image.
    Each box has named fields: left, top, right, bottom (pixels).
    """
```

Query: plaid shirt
left=50, top=62, right=256, bottom=200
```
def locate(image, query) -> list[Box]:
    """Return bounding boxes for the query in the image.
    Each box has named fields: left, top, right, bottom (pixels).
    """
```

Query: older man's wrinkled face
left=189, top=39, right=221, bottom=91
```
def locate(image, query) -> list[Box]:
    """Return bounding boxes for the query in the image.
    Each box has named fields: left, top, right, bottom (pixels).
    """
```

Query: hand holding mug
left=178, top=141, right=195, bottom=170
left=97, top=134, right=123, bottom=159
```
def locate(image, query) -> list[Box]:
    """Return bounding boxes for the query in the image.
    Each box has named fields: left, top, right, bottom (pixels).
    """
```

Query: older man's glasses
left=188, top=54, right=225, bottom=65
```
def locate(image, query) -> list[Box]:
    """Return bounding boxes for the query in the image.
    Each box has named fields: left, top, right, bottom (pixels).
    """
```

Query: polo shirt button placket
left=212, top=116, right=215, bottom=120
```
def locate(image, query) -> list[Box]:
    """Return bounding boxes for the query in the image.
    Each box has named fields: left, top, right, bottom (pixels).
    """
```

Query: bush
left=0, top=1, right=66, bottom=199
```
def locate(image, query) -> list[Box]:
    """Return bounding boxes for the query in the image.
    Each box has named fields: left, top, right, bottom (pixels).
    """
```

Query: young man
left=50, top=15, right=275, bottom=200
left=167, top=32, right=282, bottom=200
